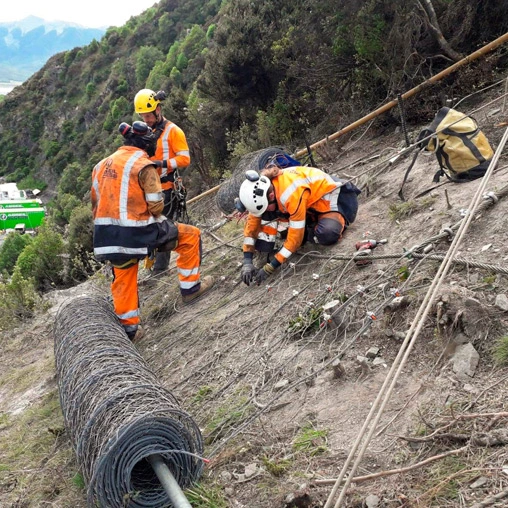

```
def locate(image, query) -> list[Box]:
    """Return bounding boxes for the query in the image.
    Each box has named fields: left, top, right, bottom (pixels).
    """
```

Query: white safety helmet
left=238, top=170, right=272, bottom=217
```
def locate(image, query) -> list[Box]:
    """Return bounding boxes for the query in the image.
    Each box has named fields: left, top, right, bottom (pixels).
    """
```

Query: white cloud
left=0, top=0, right=159, bottom=29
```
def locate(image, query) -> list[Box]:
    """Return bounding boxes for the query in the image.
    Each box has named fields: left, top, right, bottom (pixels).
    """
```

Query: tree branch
left=417, top=0, right=462, bottom=61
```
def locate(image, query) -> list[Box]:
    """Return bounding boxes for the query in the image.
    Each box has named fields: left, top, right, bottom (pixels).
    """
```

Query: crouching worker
left=238, top=163, right=361, bottom=286
left=91, top=121, right=214, bottom=340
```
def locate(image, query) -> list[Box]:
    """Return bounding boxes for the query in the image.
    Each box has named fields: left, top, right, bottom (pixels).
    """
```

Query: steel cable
left=54, top=295, right=204, bottom=507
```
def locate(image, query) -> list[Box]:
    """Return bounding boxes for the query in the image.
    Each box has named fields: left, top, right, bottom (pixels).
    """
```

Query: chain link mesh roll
left=215, top=146, right=287, bottom=214
left=54, top=295, right=204, bottom=507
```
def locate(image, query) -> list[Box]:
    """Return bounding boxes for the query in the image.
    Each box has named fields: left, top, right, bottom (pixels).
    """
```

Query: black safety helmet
left=119, top=121, right=156, bottom=157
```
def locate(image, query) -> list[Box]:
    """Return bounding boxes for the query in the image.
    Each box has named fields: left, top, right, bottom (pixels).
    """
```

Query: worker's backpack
left=398, top=107, right=494, bottom=200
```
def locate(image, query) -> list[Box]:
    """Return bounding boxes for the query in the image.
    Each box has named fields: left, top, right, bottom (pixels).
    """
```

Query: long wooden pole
left=294, top=31, right=508, bottom=158
left=187, top=32, right=508, bottom=205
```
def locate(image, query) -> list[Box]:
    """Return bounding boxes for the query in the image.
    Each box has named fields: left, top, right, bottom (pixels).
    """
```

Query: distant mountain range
left=0, top=16, right=105, bottom=83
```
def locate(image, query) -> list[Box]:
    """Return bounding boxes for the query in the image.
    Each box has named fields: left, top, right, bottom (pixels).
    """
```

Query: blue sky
left=0, top=0, right=159, bottom=29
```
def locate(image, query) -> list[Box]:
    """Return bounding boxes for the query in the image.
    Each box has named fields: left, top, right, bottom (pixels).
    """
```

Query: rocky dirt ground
left=1, top=86, right=508, bottom=507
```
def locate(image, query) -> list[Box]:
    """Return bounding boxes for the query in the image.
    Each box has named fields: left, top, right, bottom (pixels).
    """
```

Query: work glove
left=241, top=262, right=256, bottom=286
left=153, top=160, right=163, bottom=168
left=255, top=263, right=276, bottom=285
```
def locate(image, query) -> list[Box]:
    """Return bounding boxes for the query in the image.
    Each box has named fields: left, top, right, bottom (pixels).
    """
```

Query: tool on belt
left=354, top=239, right=387, bottom=266
left=143, top=250, right=157, bottom=270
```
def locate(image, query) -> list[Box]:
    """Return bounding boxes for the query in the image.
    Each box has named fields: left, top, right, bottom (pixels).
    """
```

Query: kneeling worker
left=91, top=121, right=214, bottom=340
left=238, top=162, right=361, bottom=286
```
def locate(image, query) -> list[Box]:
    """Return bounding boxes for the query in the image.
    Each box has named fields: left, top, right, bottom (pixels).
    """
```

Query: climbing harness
left=170, top=171, right=189, bottom=223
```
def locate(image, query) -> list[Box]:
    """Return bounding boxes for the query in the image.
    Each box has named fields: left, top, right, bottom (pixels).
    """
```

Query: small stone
left=274, top=379, right=289, bottom=391
left=372, top=357, right=387, bottom=367
left=481, top=243, right=492, bottom=252
left=470, top=476, right=488, bottom=489
left=366, top=347, right=380, bottom=359
left=365, top=494, right=380, bottom=507
left=219, top=471, right=232, bottom=482
left=244, top=463, right=258, bottom=478
left=495, top=294, right=508, bottom=312
left=453, top=343, right=479, bottom=378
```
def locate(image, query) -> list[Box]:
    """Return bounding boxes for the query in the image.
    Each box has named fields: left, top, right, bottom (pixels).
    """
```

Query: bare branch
left=417, top=0, right=462, bottom=61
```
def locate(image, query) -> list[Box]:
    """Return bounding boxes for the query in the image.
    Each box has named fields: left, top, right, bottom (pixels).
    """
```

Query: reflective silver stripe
left=178, top=267, right=199, bottom=277
left=117, top=309, right=139, bottom=319
left=180, top=280, right=200, bottom=289
left=94, top=246, right=148, bottom=255
left=92, top=164, right=100, bottom=200
left=243, top=237, right=256, bottom=246
left=322, top=187, right=341, bottom=211
left=145, top=192, right=163, bottom=201
left=279, top=175, right=321, bottom=207
left=289, top=219, right=306, bottom=229
left=279, top=174, right=338, bottom=209
left=160, top=123, right=175, bottom=160
left=278, top=247, right=293, bottom=259
left=176, top=150, right=190, bottom=157
left=119, top=152, right=144, bottom=219
left=94, top=215, right=163, bottom=227
left=258, top=231, right=276, bottom=242
left=169, top=158, right=178, bottom=170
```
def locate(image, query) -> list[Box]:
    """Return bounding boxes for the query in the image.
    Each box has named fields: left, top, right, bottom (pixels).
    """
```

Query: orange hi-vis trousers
left=111, top=222, right=203, bottom=335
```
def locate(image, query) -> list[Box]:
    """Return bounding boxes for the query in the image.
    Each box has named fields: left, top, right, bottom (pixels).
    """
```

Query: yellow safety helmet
left=134, top=89, right=166, bottom=114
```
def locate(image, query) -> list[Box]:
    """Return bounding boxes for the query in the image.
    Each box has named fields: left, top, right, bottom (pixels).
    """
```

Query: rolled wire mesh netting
left=54, top=295, right=204, bottom=507
left=215, top=146, right=287, bottom=214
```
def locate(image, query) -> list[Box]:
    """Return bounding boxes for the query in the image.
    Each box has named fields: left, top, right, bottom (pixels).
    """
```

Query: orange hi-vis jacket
left=243, top=166, right=342, bottom=265
left=151, top=118, right=190, bottom=191
left=92, top=146, right=168, bottom=261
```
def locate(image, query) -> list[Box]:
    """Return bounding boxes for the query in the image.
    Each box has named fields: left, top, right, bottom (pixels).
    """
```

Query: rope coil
left=54, top=295, right=204, bottom=507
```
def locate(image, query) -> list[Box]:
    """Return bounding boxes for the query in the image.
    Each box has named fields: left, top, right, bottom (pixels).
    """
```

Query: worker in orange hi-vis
left=91, top=121, right=213, bottom=341
left=134, top=88, right=191, bottom=277
left=237, top=160, right=361, bottom=286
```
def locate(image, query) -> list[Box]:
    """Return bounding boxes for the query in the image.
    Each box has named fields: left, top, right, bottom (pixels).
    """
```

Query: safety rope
left=325, top=126, right=508, bottom=508
left=307, top=251, right=508, bottom=276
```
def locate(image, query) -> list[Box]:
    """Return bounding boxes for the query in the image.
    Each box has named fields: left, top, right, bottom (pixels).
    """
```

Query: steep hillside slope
left=1, top=87, right=508, bottom=507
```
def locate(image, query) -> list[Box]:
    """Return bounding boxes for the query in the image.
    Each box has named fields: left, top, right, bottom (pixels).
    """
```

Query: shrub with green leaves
left=0, top=269, right=41, bottom=329
left=15, top=221, right=65, bottom=291
left=0, top=232, right=32, bottom=275
left=492, top=335, right=508, bottom=365
left=66, top=204, right=96, bottom=282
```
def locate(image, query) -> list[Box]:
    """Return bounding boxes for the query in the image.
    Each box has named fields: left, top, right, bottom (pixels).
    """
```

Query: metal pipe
left=148, top=454, right=193, bottom=508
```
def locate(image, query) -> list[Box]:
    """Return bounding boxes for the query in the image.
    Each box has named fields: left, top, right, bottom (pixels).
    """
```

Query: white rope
left=324, top=126, right=508, bottom=508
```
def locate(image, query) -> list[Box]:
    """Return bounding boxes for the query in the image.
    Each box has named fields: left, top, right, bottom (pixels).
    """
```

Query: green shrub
left=0, top=232, right=32, bottom=275
left=492, top=335, right=508, bottom=365
left=66, top=204, right=96, bottom=282
left=15, top=222, right=65, bottom=291
left=50, top=193, right=82, bottom=227
left=0, top=269, right=40, bottom=330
